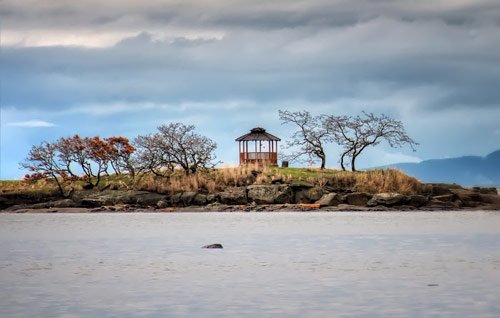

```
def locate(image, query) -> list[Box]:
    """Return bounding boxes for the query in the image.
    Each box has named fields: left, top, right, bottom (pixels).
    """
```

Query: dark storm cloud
left=2, top=0, right=500, bottom=31
left=3, top=16, right=500, bottom=112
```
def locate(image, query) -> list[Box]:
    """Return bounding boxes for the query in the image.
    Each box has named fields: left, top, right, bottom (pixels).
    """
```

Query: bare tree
left=324, top=112, right=418, bottom=171
left=133, top=134, right=176, bottom=176
left=134, top=123, right=219, bottom=175
left=279, top=110, right=330, bottom=169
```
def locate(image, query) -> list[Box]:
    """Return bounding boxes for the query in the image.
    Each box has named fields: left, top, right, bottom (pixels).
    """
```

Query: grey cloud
left=1, top=19, right=500, bottom=109
left=2, top=16, right=500, bottom=112
left=2, top=0, right=500, bottom=32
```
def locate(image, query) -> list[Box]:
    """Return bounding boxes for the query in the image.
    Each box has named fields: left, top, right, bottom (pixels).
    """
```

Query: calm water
left=1, top=212, right=500, bottom=317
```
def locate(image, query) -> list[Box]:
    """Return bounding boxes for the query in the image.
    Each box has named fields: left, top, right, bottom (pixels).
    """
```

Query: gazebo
left=235, top=127, right=280, bottom=166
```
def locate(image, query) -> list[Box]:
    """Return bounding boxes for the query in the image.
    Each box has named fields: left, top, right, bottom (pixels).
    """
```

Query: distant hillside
left=381, top=150, right=500, bottom=186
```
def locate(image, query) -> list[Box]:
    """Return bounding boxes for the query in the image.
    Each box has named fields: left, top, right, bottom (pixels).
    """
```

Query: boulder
left=132, top=192, right=166, bottom=206
left=316, top=193, right=342, bottom=207
left=218, top=187, right=248, bottom=205
left=206, top=194, right=217, bottom=204
left=170, top=193, right=183, bottom=206
left=157, top=200, right=170, bottom=208
left=202, top=243, right=223, bottom=249
left=180, top=192, right=198, bottom=206
left=407, top=195, right=429, bottom=208
left=345, top=192, right=373, bottom=206
left=295, top=187, right=325, bottom=204
left=79, top=190, right=165, bottom=207
left=247, top=185, right=293, bottom=204
left=367, top=193, right=408, bottom=207
left=422, top=183, right=462, bottom=196
left=192, top=193, right=208, bottom=206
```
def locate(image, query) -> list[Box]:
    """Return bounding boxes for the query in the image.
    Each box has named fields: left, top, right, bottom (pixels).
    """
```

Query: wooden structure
left=236, top=127, right=280, bottom=166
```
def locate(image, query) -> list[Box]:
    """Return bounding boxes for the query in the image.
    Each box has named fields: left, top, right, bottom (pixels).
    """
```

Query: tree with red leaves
left=20, top=142, right=68, bottom=196
left=105, top=137, right=136, bottom=176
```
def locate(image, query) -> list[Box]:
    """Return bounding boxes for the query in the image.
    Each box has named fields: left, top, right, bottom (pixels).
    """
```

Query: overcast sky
left=1, top=0, right=500, bottom=179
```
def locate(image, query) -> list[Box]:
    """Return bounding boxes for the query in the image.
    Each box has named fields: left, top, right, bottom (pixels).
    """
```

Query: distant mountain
left=381, top=150, right=500, bottom=186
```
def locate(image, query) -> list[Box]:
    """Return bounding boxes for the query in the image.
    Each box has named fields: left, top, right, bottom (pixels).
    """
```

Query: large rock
left=247, top=185, right=293, bottom=204
left=367, top=193, right=408, bottom=207
left=0, top=190, right=61, bottom=210
left=79, top=190, right=165, bottom=207
left=345, top=192, right=373, bottom=206
left=422, top=183, right=462, bottom=196
left=316, top=193, right=342, bottom=207
left=295, top=187, right=325, bottom=204
left=133, top=192, right=167, bottom=206
left=192, top=193, right=208, bottom=206
left=181, top=192, right=198, bottom=206
left=407, top=195, right=429, bottom=208
left=449, top=189, right=482, bottom=207
left=218, top=187, right=248, bottom=205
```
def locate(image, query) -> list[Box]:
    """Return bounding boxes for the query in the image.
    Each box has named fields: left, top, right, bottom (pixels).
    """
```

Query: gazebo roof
left=235, top=127, right=281, bottom=142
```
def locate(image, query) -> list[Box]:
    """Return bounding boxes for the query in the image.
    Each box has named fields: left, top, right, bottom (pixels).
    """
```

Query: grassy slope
left=1, top=167, right=423, bottom=196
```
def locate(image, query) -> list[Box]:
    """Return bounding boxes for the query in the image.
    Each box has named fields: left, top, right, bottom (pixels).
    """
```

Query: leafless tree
left=133, top=134, right=176, bottom=176
left=323, top=112, right=418, bottom=171
left=279, top=110, right=331, bottom=169
left=134, top=123, right=219, bottom=175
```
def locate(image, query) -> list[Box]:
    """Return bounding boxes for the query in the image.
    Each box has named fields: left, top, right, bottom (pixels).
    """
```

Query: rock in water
left=202, top=243, right=223, bottom=249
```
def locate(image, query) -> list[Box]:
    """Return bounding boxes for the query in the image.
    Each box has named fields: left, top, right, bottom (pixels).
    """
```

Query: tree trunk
left=320, top=157, right=326, bottom=169
left=52, top=174, right=66, bottom=197
left=351, top=155, right=357, bottom=172
left=340, top=152, right=347, bottom=171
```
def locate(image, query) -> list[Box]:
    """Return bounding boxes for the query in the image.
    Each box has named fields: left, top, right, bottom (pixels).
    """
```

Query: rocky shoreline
left=1, top=183, right=499, bottom=212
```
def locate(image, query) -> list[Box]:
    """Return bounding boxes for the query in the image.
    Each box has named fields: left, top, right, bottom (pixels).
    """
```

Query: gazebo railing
left=240, top=152, right=278, bottom=165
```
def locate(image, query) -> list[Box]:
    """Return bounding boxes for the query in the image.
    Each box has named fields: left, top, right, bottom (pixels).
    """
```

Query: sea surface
left=1, top=212, right=500, bottom=317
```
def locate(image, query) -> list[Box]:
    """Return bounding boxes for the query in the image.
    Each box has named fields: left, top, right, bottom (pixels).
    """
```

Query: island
left=1, top=167, right=499, bottom=212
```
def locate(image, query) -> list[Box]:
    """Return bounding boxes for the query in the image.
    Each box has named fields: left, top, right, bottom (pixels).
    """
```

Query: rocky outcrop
left=367, top=193, right=408, bottom=207
left=316, top=193, right=342, bottom=207
left=219, top=187, right=247, bottom=205
left=294, top=187, right=325, bottom=204
left=1, top=181, right=499, bottom=211
left=247, top=185, right=293, bottom=204
left=407, top=195, right=429, bottom=208
left=345, top=192, right=373, bottom=206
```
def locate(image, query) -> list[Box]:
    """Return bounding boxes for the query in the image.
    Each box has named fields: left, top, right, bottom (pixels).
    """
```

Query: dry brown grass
left=133, top=166, right=423, bottom=195
left=4, top=166, right=423, bottom=195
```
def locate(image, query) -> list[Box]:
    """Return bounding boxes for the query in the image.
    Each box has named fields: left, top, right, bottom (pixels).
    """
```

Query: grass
left=1, top=166, right=424, bottom=196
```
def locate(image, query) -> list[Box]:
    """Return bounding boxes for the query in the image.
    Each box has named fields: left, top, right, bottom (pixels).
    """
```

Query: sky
left=1, top=0, right=500, bottom=179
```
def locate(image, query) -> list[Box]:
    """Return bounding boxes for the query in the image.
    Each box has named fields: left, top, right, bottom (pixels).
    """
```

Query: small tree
left=85, top=136, right=112, bottom=186
left=56, top=135, right=93, bottom=179
left=105, top=137, right=136, bottom=176
left=133, top=133, right=176, bottom=176
left=324, top=112, right=418, bottom=171
left=278, top=110, right=330, bottom=169
left=20, top=142, right=68, bottom=196
left=134, top=122, right=219, bottom=175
